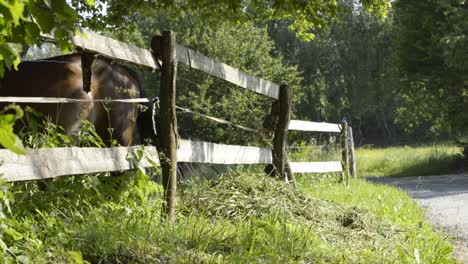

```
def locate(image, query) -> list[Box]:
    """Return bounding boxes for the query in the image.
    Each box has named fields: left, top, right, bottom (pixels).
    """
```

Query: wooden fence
left=0, top=28, right=356, bottom=217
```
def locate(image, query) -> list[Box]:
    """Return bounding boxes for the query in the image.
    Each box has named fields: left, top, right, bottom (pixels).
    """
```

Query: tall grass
left=2, top=168, right=456, bottom=263
left=356, top=144, right=464, bottom=177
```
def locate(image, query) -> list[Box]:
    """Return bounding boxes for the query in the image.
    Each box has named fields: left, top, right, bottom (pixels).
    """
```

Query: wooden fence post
left=152, top=31, right=178, bottom=220
left=272, top=84, right=294, bottom=183
left=341, top=120, right=350, bottom=185
left=348, top=126, right=357, bottom=178
left=80, top=51, right=95, bottom=93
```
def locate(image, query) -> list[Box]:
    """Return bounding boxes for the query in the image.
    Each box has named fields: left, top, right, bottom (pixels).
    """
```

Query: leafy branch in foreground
left=0, top=0, right=94, bottom=76
left=0, top=105, right=25, bottom=154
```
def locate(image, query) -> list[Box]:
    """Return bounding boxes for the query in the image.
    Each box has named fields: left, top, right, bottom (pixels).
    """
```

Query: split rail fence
left=0, top=28, right=356, bottom=217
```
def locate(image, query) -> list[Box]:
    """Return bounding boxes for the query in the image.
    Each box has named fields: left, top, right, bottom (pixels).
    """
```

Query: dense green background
left=2, top=0, right=467, bottom=150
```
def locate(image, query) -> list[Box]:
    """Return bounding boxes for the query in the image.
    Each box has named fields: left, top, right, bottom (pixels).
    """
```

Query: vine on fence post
left=152, top=31, right=178, bottom=221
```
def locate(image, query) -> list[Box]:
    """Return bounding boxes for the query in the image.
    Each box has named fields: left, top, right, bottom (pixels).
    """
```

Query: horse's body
left=0, top=53, right=150, bottom=146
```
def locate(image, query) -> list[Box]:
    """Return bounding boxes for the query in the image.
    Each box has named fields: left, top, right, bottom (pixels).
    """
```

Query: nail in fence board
left=290, top=162, right=343, bottom=173
left=288, top=120, right=341, bottom=133
left=0, top=146, right=159, bottom=182
left=176, top=44, right=280, bottom=99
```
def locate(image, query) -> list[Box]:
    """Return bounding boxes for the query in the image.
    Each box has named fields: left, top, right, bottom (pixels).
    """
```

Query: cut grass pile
left=2, top=168, right=456, bottom=263
left=356, top=145, right=464, bottom=177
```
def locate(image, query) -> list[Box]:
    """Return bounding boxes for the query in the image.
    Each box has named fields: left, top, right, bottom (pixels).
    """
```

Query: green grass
left=356, top=145, right=464, bottom=177
left=298, top=174, right=455, bottom=263
left=1, top=168, right=457, bottom=263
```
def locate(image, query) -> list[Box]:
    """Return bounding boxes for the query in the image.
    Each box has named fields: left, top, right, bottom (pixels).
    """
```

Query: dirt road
left=367, top=173, right=468, bottom=263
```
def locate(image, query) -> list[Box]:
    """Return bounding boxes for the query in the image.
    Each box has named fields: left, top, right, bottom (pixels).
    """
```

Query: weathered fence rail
left=175, top=44, right=280, bottom=99
left=0, top=140, right=273, bottom=182
left=288, top=120, right=341, bottom=133
left=1, top=28, right=356, bottom=217
left=42, top=28, right=160, bottom=70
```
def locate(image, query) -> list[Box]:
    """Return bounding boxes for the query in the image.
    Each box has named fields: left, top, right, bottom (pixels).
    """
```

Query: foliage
left=173, top=24, right=301, bottom=146
left=0, top=0, right=389, bottom=82
left=0, top=105, right=25, bottom=154
left=0, top=115, right=161, bottom=263
left=0, top=0, right=94, bottom=76
left=18, top=106, right=106, bottom=148
left=269, top=0, right=401, bottom=145
left=113, top=11, right=301, bottom=146
left=393, top=0, right=468, bottom=144
left=76, top=0, right=390, bottom=41
left=356, top=144, right=464, bottom=177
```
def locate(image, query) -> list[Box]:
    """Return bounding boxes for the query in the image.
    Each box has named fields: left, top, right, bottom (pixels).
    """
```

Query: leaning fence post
left=273, top=84, right=294, bottom=184
left=348, top=126, right=357, bottom=178
left=341, top=120, right=350, bottom=185
left=152, top=31, right=178, bottom=220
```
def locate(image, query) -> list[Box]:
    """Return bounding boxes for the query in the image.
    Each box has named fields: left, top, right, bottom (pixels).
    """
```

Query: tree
left=76, top=0, right=390, bottom=41
left=1, top=0, right=390, bottom=77
left=393, top=0, right=468, bottom=155
left=130, top=12, right=303, bottom=146
left=269, top=0, right=400, bottom=144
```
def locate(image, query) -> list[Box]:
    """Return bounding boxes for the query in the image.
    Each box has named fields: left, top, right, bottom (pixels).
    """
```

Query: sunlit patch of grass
left=62, top=170, right=455, bottom=263
left=3, top=168, right=457, bottom=263
left=297, top=173, right=456, bottom=263
left=356, top=145, right=464, bottom=177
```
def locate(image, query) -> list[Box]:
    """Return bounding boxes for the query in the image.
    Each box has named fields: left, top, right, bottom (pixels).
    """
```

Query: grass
left=298, top=174, right=456, bottom=263
left=356, top=144, right=465, bottom=177
left=1, top=168, right=457, bottom=263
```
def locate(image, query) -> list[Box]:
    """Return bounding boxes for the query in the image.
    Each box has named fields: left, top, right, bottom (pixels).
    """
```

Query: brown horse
left=0, top=53, right=156, bottom=146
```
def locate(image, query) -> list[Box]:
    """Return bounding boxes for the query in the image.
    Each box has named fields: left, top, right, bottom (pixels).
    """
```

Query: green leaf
left=30, top=6, right=55, bottom=32
left=24, top=21, right=41, bottom=45
left=0, top=0, right=25, bottom=25
left=0, top=105, right=25, bottom=155
left=67, top=251, right=85, bottom=264
left=84, top=0, right=94, bottom=7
